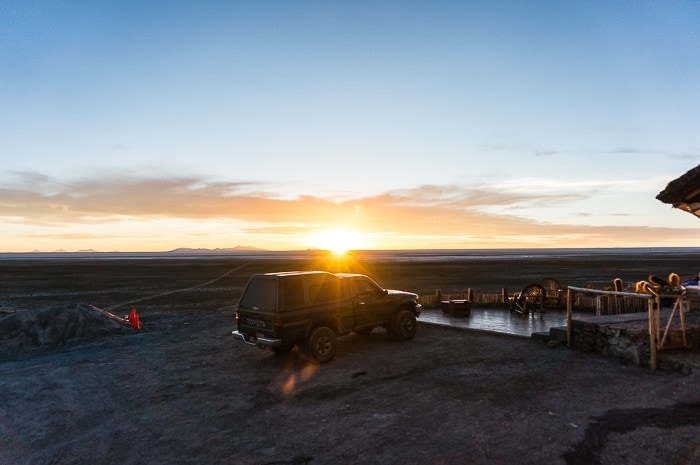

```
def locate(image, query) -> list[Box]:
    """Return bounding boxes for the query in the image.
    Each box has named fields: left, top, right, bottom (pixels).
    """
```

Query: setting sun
left=309, top=229, right=368, bottom=255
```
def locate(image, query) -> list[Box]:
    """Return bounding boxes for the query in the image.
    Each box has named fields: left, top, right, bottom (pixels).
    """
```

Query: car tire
left=306, top=327, right=337, bottom=364
left=391, top=310, right=417, bottom=341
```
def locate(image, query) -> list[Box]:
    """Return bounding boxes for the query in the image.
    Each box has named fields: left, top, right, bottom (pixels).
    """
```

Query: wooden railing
left=566, top=286, right=689, bottom=370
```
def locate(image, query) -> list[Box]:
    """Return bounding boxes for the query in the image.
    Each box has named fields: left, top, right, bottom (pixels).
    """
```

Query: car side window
left=351, top=277, right=383, bottom=297
left=281, top=278, right=304, bottom=309
left=309, top=276, right=343, bottom=302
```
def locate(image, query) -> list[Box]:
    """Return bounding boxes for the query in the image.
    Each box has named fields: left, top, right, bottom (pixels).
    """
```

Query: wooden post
left=567, top=288, right=574, bottom=347
left=436, top=289, right=442, bottom=304
left=648, top=296, right=658, bottom=370
left=680, top=295, right=688, bottom=348
left=467, top=288, right=474, bottom=302
left=502, top=287, right=508, bottom=305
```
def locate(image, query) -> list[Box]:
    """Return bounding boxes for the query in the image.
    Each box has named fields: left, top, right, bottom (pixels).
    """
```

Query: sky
left=1, top=0, right=699, bottom=252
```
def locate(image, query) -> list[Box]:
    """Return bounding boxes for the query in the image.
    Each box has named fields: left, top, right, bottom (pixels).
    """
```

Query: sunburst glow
left=309, top=229, right=368, bottom=255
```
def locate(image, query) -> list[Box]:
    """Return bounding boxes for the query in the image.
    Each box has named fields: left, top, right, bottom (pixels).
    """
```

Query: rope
left=104, top=261, right=253, bottom=311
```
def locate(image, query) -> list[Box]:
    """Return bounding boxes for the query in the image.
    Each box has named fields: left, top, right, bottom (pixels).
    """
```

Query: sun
left=310, top=229, right=367, bottom=255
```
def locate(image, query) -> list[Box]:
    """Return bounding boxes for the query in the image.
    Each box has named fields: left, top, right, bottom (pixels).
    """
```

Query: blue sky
left=1, top=1, right=699, bottom=252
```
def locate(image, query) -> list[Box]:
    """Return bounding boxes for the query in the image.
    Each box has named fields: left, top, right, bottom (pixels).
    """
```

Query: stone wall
left=571, top=311, right=700, bottom=369
left=571, top=319, right=650, bottom=366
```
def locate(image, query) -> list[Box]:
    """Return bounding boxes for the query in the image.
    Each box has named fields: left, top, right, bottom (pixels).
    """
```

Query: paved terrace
left=418, top=307, right=568, bottom=338
left=418, top=306, right=700, bottom=373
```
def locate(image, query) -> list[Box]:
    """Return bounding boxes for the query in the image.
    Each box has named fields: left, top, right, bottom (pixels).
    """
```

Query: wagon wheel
left=519, top=283, right=545, bottom=317
left=539, top=277, right=564, bottom=309
left=539, top=277, right=563, bottom=292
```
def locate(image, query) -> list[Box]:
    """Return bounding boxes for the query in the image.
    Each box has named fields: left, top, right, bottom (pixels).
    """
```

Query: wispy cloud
left=479, top=139, right=564, bottom=158
left=2, top=172, right=573, bottom=226
left=1, top=171, right=696, bottom=251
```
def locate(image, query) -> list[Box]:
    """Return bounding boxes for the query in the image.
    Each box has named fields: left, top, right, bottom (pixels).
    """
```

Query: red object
left=129, top=308, right=141, bottom=329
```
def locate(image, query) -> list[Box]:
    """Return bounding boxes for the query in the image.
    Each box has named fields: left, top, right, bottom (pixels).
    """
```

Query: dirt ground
left=1, top=254, right=700, bottom=464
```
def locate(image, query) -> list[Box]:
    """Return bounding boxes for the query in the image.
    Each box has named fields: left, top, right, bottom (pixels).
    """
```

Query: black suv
left=232, top=271, right=421, bottom=363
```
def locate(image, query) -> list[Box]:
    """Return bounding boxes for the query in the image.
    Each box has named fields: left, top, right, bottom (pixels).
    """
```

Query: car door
left=347, top=276, right=392, bottom=328
left=308, top=274, right=354, bottom=333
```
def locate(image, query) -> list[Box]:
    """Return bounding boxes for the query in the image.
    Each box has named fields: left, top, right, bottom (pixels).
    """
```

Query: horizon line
left=2, top=245, right=700, bottom=255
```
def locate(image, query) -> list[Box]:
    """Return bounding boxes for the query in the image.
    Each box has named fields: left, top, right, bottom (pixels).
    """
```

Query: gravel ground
left=1, top=254, right=699, bottom=465
left=1, top=309, right=699, bottom=465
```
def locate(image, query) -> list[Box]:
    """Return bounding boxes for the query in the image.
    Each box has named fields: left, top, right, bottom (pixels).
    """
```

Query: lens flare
left=310, top=229, right=367, bottom=255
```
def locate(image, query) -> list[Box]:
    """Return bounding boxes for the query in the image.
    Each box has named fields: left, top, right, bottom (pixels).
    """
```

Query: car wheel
left=306, top=327, right=337, bottom=364
left=272, top=342, right=295, bottom=354
left=391, top=310, right=417, bottom=341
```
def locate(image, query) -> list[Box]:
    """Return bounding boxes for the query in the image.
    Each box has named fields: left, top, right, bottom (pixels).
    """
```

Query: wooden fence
left=590, top=294, right=649, bottom=315
left=417, top=288, right=634, bottom=312
left=418, top=289, right=506, bottom=308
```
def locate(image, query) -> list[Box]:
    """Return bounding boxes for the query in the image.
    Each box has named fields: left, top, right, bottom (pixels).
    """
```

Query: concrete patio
left=417, top=306, right=700, bottom=374
left=418, top=306, right=568, bottom=339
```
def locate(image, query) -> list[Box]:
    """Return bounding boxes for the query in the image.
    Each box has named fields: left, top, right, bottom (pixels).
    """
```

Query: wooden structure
left=508, top=277, right=565, bottom=320
left=509, top=283, right=546, bottom=319
left=567, top=286, right=689, bottom=370
left=539, top=277, right=566, bottom=309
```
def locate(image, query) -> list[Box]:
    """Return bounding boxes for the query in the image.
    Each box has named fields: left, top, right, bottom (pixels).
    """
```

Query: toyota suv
left=232, top=271, right=421, bottom=363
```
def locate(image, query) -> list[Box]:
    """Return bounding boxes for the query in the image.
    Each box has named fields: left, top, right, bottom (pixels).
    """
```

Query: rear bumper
left=232, top=330, right=283, bottom=348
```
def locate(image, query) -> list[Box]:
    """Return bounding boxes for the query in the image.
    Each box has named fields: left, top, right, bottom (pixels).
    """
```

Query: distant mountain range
left=167, top=246, right=267, bottom=254
left=17, top=246, right=270, bottom=255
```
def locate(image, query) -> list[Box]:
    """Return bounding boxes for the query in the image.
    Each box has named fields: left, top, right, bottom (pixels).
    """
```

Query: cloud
left=480, top=139, right=700, bottom=162
left=479, top=140, right=563, bottom=158
left=0, top=172, right=582, bottom=244
left=602, top=148, right=700, bottom=162
left=0, top=171, right=284, bottom=224
left=1, top=171, right=696, bottom=250
left=668, top=153, right=700, bottom=161
left=2, top=172, right=565, bottom=226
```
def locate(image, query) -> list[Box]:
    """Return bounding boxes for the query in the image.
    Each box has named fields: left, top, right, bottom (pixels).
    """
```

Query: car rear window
left=239, top=278, right=277, bottom=311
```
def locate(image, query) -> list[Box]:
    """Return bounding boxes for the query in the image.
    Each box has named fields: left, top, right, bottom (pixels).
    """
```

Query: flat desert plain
left=1, top=251, right=700, bottom=465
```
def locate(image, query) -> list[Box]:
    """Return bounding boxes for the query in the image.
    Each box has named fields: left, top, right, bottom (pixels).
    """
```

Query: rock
left=0, top=303, right=135, bottom=359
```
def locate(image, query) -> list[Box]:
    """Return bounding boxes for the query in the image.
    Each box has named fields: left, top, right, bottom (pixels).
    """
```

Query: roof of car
left=253, top=271, right=368, bottom=279
left=334, top=273, right=366, bottom=279
left=258, top=271, right=333, bottom=277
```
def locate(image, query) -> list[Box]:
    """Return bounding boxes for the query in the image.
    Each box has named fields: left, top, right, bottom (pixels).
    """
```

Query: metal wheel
left=391, top=310, right=417, bottom=341
left=540, top=277, right=564, bottom=309
left=306, top=327, right=337, bottom=364
left=511, top=283, right=545, bottom=318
